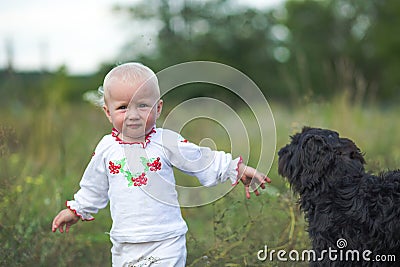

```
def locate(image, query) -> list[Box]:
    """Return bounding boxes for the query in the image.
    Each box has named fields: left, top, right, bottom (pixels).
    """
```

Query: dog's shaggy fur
left=278, top=127, right=400, bottom=266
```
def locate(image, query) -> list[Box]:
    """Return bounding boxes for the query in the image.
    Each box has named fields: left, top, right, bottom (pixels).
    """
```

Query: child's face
left=103, top=78, right=163, bottom=142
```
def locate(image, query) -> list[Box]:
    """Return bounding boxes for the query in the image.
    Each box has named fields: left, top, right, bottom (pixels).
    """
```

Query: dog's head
left=278, top=127, right=366, bottom=193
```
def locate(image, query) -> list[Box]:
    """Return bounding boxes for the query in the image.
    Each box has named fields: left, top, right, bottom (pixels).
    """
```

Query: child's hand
left=52, top=209, right=80, bottom=233
left=237, top=163, right=271, bottom=199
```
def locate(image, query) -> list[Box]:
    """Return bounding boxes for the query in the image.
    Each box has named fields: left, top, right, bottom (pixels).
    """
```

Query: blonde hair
left=103, top=62, right=158, bottom=89
left=85, top=62, right=159, bottom=107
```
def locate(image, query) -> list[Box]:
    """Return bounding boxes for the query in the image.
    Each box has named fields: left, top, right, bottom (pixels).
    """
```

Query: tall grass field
left=1, top=94, right=399, bottom=266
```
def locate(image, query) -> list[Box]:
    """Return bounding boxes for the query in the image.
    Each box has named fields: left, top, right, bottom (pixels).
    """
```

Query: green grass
left=1, top=94, right=399, bottom=266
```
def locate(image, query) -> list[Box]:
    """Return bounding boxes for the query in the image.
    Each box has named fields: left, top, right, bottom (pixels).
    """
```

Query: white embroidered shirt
left=67, top=127, right=242, bottom=243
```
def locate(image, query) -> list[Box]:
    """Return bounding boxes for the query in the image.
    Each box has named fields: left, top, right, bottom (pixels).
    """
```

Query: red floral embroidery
left=131, top=172, right=148, bottom=186
left=111, top=127, right=156, bottom=148
left=147, top=157, right=162, bottom=171
left=109, top=161, right=121, bottom=174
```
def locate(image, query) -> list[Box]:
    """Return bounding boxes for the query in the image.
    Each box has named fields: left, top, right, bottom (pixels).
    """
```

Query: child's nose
left=125, top=107, right=140, bottom=120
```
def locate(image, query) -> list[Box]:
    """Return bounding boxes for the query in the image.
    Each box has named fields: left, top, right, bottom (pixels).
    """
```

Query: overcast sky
left=0, top=0, right=283, bottom=75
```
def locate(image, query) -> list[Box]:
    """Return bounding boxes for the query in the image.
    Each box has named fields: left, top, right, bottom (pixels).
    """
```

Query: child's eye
left=117, top=105, right=127, bottom=110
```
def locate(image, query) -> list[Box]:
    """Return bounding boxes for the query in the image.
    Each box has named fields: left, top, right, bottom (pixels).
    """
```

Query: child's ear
left=156, top=99, right=163, bottom=119
left=102, top=105, right=113, bottom=123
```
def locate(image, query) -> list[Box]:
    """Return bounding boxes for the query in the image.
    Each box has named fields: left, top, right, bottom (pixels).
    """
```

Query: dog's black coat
left=278, top=127, right=400, bottom=266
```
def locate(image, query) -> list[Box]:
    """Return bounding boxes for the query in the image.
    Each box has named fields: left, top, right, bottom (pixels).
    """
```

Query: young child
left=52, top=62, right=270, bottom=266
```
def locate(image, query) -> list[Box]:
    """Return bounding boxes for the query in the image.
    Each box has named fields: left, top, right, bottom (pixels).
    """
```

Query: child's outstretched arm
left=52, top=209, right=80, bottom=233
left=237, top=163, right=271, bottom=199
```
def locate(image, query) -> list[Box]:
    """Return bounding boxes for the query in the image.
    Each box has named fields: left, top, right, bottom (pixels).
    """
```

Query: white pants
left=110, top=235, right=187, bottom=267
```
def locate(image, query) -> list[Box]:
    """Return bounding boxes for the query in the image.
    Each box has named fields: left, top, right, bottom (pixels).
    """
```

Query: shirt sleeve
left=162, top=129, right=242, bottom=187
left=66, top=139, right=110, bottom=221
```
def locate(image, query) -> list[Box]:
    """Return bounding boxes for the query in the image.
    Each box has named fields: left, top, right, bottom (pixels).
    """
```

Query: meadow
left=1, top=93, right=400, bottom=266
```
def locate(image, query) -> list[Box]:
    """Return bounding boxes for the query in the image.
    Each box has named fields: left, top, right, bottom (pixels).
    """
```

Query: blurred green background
left=1, top=0, right=400, bottom=266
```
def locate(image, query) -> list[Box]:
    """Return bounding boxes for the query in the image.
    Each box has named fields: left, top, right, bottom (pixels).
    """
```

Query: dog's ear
left=300, top=135, right=335, bottom=176
left=289, top=134, right=336, bottom=191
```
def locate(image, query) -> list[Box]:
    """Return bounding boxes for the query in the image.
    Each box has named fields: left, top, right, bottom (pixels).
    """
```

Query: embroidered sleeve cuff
left=66, top=200, right=95, bottom=221
left=229, top=156, right=243, bottom=186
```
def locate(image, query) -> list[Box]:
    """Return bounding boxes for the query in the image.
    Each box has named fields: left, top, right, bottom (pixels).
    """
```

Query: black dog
left=278, top=127, right=400, bottom=266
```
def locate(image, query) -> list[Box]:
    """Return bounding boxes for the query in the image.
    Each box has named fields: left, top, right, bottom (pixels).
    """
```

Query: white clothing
left=111, top=234, right=186, bottom=267
left=67, top=127, right=242, bottom=244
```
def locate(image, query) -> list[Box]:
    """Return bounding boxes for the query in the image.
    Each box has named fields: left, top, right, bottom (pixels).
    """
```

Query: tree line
left=2, top=0, right=400, bottom=107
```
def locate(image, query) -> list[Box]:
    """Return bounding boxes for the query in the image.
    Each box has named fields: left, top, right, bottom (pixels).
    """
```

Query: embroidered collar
left=111, top=127, right=156, bottom=148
